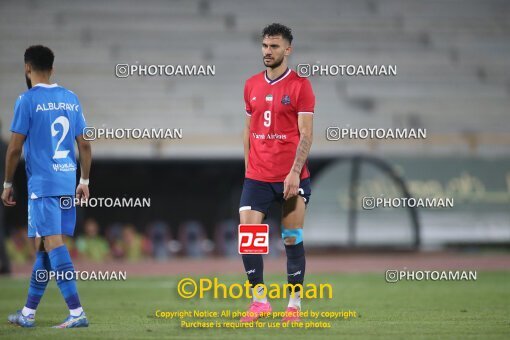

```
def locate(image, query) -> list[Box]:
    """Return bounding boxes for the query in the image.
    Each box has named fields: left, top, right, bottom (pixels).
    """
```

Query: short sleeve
left=297, top=79, right=315, bottom=115
left=74, top=98, right=87, bottom=137
left=244, top=81, right=252, bottom=116
left=10, top=95, right=30, bottom=135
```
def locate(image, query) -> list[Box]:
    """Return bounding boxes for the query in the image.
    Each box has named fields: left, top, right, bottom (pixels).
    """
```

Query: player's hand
left=283, top=171, right=300, bottom=200
left=1, top=187, right=16, bottom=207
left=76, top=184, right=90, bottom=205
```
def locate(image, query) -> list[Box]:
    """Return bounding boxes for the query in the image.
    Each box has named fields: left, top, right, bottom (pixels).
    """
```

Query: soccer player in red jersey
left=239, top=23, right=315, bottom=323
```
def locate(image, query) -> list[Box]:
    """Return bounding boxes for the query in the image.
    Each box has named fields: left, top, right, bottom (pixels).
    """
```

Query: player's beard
left=25, top=73, right=32, bottom=89
left=263, top=54, right=284, bottom=69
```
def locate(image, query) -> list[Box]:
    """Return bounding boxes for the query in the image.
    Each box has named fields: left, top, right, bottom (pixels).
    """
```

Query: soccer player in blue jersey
left=2, top=45, right=92, bottom=328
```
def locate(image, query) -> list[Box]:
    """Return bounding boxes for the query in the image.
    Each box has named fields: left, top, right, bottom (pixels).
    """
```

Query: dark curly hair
left=262, top=23, right=293, bottom=44
left=24, top=45, right=54, bottom=71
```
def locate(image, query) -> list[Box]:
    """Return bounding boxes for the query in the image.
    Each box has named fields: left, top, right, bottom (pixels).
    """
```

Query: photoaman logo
left=177, top=278, right=333, bottom=300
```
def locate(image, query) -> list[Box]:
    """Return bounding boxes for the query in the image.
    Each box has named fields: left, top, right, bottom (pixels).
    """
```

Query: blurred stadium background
left=0, top=0, right=509, bottom=272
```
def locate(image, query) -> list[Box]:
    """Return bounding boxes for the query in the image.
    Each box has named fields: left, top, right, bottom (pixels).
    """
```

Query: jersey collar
left=33, top=83, right=58, bottom=88
left=264, top=68, right=291, bottom=85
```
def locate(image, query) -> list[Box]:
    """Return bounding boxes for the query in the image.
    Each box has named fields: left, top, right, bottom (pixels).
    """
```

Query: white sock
left=22, top=306, right=36, bottom=317
left=70, top=307, right=84, bottom=317
left=252, top=286, right=268, bottom=303
left=288, top=290, right=301, bottom=309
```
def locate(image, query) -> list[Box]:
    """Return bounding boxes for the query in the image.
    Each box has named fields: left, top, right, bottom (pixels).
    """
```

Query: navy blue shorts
left=239, top=178, right=311, bottom=216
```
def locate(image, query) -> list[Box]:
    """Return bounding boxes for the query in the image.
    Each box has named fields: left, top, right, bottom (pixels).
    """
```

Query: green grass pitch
left=0, top=272, right=508, bottom=339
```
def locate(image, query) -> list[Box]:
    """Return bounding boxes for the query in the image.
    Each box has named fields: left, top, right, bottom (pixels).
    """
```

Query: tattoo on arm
left=292, top=135, right=312, bottom=175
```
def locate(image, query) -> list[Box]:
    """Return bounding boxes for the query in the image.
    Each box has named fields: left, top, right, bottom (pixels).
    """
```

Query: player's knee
left=43, top=235, right=64, bottom=251
left=239, top=210, right=265, bottom=224
left=282, top=228, right=303, bottom=246
left=283, top=237, right=295, bottom=245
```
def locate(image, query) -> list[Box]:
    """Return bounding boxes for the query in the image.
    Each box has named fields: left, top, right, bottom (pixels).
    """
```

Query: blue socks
left=25, top=251, right=51, bottom=310
left=48, top=245, right=82, bottom=310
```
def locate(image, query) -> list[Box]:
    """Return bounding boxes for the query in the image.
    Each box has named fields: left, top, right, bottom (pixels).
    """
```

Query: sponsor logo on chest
left=281, top=95, right=291, bottom=105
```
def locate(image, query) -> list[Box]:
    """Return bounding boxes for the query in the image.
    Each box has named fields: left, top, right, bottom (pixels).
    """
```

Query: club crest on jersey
left=265, top=94, right=273, bottom=102
left=281, top=95, right=291, bottom=105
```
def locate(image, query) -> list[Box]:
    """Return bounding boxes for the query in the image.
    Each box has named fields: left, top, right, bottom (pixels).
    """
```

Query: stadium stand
left=0, top=0, right=509, bottom=158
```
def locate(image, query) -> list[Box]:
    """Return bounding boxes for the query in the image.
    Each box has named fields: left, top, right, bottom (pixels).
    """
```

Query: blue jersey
left=10, top=83, right=86, bottom=198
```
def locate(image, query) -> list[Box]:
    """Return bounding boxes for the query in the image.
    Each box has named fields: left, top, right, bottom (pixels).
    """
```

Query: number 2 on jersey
left=51, top=116, right=71, bottom=159
left=263, top=110, right=271, bottom=127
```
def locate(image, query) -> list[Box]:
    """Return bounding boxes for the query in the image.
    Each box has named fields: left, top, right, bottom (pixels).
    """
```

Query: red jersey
left=244, top=68, right=315, bottom=182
